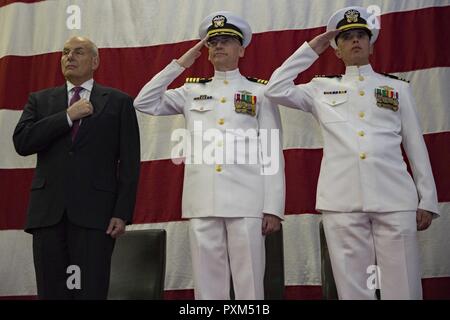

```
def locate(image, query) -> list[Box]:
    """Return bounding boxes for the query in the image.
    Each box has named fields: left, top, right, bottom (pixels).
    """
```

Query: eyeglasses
left=206, top=36, right=241, bottom=48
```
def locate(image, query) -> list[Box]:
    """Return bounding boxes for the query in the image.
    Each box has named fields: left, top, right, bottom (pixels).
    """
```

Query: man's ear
left=334, top=48, right=342, bottom=59
left=92, top=55, right=100, bottom=71
left=369, top=44, right=374, bottom=55
left=239, top=47, right=245, bottom=58
left=207, top=48, right=212, bottom=62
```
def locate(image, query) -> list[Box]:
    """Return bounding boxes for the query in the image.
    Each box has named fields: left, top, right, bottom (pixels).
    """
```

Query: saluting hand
left=176, top=37, right=208, bottom=68
left=308, top=30, right=341, bottom=55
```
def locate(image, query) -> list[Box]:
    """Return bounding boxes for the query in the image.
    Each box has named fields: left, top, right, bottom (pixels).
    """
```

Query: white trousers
left=189, top=217, right=265, bottom=300
left=322, top=211, right=422, bottom=300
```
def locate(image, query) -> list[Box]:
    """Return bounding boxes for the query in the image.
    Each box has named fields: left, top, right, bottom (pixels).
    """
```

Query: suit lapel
left=49, top=85, right=74, bottom=145
left=89, top=82, right=109, bottom=117
left=50, top=85, right=68, bottom=114
left=73, top=82, right=109, bottom=143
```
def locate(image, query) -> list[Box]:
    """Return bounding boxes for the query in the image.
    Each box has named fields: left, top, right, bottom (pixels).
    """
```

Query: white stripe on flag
left=1, top=0, right=448, bottom=58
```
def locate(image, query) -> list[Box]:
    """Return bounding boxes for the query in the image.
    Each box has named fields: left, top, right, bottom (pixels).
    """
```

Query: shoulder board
left=185, top=77, right=212, bottom=84
left=246, top=77, right=268, bottom=85
left=314, top=74, right=342, bottom=79
left=381, top=73, right=410, bottom=83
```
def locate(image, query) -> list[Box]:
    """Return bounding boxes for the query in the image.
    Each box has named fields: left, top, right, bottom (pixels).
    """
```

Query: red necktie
left=69, top=87, right=83, bottom=141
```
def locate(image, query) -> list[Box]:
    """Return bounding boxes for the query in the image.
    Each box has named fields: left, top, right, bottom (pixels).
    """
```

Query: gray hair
left=64, top=36, right=99, bottom=57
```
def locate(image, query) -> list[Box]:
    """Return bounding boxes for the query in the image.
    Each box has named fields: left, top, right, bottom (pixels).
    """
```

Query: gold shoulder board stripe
left=246, top=77, right=268, bottom=85
left=185, top=77, right=212, bottom=83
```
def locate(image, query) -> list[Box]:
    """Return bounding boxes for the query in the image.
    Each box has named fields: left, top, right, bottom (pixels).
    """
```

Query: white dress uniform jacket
left=266, top=42, right=438, bottom=215
left=134, top=60, right=285, bottom=219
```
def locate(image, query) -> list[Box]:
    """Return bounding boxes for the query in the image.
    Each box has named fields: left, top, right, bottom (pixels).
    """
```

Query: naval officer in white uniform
left=134, top=11, right=285, bottom=299
left=265, top=6, right=438, bottom=299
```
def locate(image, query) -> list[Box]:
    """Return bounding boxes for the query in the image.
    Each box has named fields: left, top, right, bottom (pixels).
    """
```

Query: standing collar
left=344, top=64, right=375, bottom=77
left=213, top=68, right=241, bottom=80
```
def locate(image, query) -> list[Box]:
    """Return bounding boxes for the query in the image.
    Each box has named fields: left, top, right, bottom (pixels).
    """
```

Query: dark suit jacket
left=13, top=82, right=141, bottom=232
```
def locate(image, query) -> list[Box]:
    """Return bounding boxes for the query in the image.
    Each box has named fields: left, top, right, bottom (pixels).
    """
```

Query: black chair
left=319, top=220, right=338, bottom=300
left=108, top=229, right=167, bottom=300
left=264, top=226, right=285, bottom=299
left=230, top=225, right=285, bottom=299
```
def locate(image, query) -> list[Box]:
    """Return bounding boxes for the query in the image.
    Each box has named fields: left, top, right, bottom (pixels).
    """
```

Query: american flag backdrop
left=0, top=0, right=449, bottom=299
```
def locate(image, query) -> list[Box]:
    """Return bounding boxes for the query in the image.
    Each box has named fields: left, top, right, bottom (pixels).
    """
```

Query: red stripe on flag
left=162, top=285, right=323, bottom=300
left=1, top=277, right=448, bottom=299
left=161, top=277, right=450, bottom=299
left=424, top=132, right=450, bottom=203
left=0, top=0, right=43, bottom=8
left=163, top=289, right=194, bottom=300
left=378, top=6, right=450, bottom=73
left=0, top=168, right=32, bottom=230
left=1, top=6, right=450, bottom=110
left=0, top=52, right=65, bottom=110
left=284, top=148, right=322, bottom=215
left=1, top=132, right=448, bottom=230
left=162, top=287, right=323, bottom=300
left=423, top=277, right=450, bottom=299
left=133, top=159, right=185, bottom=224
left=284, top=285, right=323, bottom=300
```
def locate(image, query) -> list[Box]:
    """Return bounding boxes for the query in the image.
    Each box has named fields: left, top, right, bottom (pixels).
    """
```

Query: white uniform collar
left=343, top=64, right=374, bottom=78
left=213, top=68, right=241, bottom=81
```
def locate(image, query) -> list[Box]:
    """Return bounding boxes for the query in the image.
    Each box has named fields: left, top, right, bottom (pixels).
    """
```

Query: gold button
left=359, top=152, right=366, bottom=160
left=218, top=118, right=224, bottom=125
left=220, top=97, right=226, bottom=103
left=215, top=164, right=222, bottom=172
left=217, top=140, right=223, bottom=147
left=359, top=111, right=365, bottom=118
left=332, top=100, right=336, bottom=105
left=223, top=80, right=229, bottom=85
left=359, top=90, right=365, bottom=96
left=358, top=130, right=365, bottom=137
left=359, top=75, right=364, bottom=81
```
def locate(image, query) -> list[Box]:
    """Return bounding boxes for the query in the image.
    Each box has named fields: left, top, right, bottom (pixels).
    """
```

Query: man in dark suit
left=13, top=36, right=141, bottom=299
